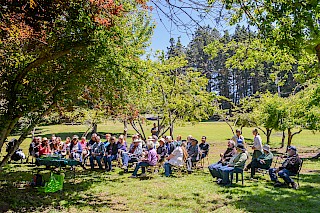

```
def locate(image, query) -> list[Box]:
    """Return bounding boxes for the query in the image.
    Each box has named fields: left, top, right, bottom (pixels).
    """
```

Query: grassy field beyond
left=1, top=122, right=320, bottom=213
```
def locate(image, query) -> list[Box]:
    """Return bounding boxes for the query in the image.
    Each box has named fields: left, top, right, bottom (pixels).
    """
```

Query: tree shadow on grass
left=220, top=173, right=320, bottom=213
left=0, top=167, right=124, bottom=212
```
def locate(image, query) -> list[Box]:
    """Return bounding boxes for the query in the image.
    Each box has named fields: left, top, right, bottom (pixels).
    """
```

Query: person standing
left=232, top=129, right=245, bottom=146
left=245, top=128, right=263, bottom=171
left=151, top=123, right=158, bottom=136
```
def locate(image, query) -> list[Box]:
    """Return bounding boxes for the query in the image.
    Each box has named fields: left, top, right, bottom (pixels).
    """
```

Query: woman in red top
left=39, top=137, right=51, bottom=156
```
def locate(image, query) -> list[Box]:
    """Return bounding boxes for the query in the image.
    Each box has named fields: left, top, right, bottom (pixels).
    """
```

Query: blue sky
left=145, top=2, right=248, bottom=54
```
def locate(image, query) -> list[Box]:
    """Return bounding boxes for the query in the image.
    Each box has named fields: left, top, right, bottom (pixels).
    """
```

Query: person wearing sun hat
left=218, top=143, right=248, bottom=185
left=250, top=144, right=274, bottom=178
left=269, top=146, right=301, bottom=189
left=122, top=137, right=143, bottom=173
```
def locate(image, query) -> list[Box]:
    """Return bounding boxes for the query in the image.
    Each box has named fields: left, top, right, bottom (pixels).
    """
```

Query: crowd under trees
left=1, top=0, right=320, bottom=168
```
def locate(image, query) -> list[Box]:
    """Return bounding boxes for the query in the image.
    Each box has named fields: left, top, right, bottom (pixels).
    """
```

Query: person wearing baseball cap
left=250, top=144, right=274, bottom=179
left=269, top=146, right=302, bottom=189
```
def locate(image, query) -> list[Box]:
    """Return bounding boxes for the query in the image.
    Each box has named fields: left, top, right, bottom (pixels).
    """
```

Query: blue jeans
left=219, top=165, right=234, bottom=184
left=269, top=168, right=296, bottom=184
left=132, top=162, right=151, bottom=176
left=104, top=155, right=118, bottom=171
left=122, top=153, right=138, bottom=167
left=164, top=162, right=172, bottom=177
left=208, top=163, right=223, bottom=179
left=89, top=155, right=103, bottom=169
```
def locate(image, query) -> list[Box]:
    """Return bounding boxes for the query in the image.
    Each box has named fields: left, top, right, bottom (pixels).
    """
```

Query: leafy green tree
left=0, top=0, right=153, bottom=168
left=213, top=0, right=320, bottom=64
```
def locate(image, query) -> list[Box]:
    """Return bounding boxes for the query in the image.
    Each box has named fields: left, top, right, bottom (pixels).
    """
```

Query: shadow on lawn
left=223, top=173, right=320, bottom=213
left=0, top=167, right=119, bottom=212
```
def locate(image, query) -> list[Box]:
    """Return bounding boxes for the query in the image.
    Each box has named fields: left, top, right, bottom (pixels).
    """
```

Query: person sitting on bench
left=250, top=144, right=273, bottom=179
left=269, top=146, right=301, bottom=189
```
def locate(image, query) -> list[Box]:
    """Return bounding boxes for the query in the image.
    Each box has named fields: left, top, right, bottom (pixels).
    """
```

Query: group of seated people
left=29, top=127, right=302, bottom=189
left=208, top=128, right=302, bottom=189
left=29, top=131, right=210, bottom=177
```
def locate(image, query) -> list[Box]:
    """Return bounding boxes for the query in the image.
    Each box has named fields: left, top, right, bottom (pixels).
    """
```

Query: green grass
left=1, top=122, right=320, bottom=212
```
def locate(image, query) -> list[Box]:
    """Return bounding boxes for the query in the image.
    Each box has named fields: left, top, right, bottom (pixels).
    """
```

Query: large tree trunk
left=315, top=44, right=320, bottom=63
left=287, top=128, right=302, bottom=148
left=266, top=128, right=272, bottom=144
left=287, top=128, right=292, bottom=148
left=281, top=130, right=285, bottom=148
left=123, top=120, right=128, bottom=139
left=0, top=117, right=20, bottom=152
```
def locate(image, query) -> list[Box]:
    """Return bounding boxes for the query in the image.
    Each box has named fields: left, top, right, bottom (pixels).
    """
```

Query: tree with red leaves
left=0, top=0, right=153, bottom=168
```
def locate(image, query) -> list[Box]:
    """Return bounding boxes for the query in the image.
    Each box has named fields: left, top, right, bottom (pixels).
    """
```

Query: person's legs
left=132, top=162, right=149, bottom=176
left=164, top=162, right=171, bottom=177
left=250, top=159, right=259, bottom=178
left=96, top=156, right=103, bottom=169
left=187, top=158, right=192, bottom=171
left=89, top=156, right=94, bottom=169
left=220, top=166, right=234, bottom=184
left=208, top=163, right=223, bottom=179
left=141, top=162, right=150, bottom=174
left=106, top=155, right=117, bottom=171
left=122, top=153, right=129, bottom=167
left=278, top=169, right=294, bottom=184
left=269, top=168, right=278, bottom=182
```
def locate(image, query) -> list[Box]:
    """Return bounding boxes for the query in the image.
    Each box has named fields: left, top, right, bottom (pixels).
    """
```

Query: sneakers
left=140, top=173, right=147, bottom=177
left=128, top=175, right=137, bottom=178
left=217, top=178, right=223, bottom=184
left=291, top=182, right=298, bottom=190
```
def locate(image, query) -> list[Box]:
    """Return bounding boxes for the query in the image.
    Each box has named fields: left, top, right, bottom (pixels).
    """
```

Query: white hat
left=133, top=139, right=142, bottom=143
left=263, top=145, right=270, bottom=152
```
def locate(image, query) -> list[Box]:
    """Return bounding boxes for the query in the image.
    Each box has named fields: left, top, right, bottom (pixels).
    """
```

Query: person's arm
left=77, top=144, right=82, bottom=153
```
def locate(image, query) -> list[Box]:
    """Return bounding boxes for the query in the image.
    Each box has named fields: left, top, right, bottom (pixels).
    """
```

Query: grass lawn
left=1, top=122, right=320, bottom=213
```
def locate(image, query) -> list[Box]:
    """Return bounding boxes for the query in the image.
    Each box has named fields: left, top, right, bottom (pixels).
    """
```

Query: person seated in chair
left=250, top=144, right=273, bottom=179
left=29, top=138, right=40, bottom=158
left=199, top=136, right=209, bottom=159
left=70, top=135, right=83, bottom=162
left=129, top=141, right=158, bottom=178
left=89, top=136, right=105, bottom=170
left=117, top=135, right=127, bottom=154
left=208, top=140, right=237, bottom=180
left=269, top=146, right=301, bottom=189
left=164, top=142, right=188, bottom=177
left=165, top=136, right=176, bottom=155
left=39, top=138, right=51, bottom=156
left=104, top=136, right=119, bottom=172
left=186, top=138, right=199, bottom=173
left=157, top=138, right=167, bottom=163
left=122, top=137, right=143, bottom=173
left=218, top=144, right=248, bottom=185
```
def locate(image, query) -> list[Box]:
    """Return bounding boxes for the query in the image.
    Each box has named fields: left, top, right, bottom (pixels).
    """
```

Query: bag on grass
left=42, top=172, right=65, bottom=193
